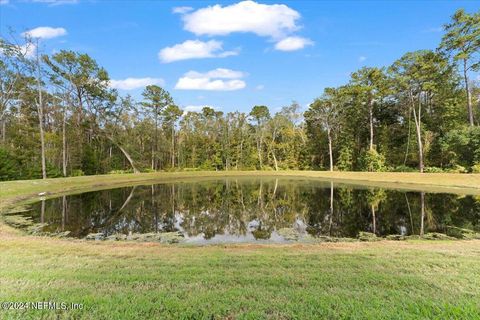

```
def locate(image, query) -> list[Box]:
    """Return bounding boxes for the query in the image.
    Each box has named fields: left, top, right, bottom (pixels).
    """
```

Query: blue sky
left=1, top=0, right=479, bottom=114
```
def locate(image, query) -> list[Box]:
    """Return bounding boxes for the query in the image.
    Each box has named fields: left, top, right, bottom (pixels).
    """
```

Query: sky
left=1, top=0, right=479, bottom=114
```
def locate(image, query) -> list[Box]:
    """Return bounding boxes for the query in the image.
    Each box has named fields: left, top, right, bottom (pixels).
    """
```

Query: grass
left=1, top=171, right=480, bottom=319
left=1, top=234, right=479, bottom=319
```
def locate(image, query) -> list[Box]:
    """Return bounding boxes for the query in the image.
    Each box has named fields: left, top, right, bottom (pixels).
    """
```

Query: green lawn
left=1, top=234, right=479, bottom=319
left=1, top=172, right=480, bottom=319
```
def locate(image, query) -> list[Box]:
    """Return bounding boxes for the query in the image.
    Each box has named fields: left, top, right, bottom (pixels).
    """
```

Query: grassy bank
left=2, top=171, right=480, bottom=207
left=1, top=172, right=480, bottom=319
left=0, top=233, right=479, bottom=319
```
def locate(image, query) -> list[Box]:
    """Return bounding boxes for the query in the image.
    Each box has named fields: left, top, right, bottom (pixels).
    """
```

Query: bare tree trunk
left=1, top=118, right=5, bottom=144
left=106, top=136, right=140, bottom=173
left=270, top=127, right=279, bottom=171
left=171, top=126, right=175, bottom=168
left=272, top=151, right=279, bottom=171
left=463, top=59, right=474, bottom=126
left=410, top=93, right=424, bottom=173
left=36, top=41, right=47, bottom=180
left=369, top=100, right=374, bottom=151
left=257, top=130, right=263, bottom=169
left=154, top=109, right=158, bottom=171
left=62, top=105, right=67, bottom=177
left=327, top=126, right=333, bottom=172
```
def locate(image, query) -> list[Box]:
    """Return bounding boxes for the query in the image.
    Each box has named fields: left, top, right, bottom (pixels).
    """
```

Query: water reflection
left=21, top=178, right=480, bottom=243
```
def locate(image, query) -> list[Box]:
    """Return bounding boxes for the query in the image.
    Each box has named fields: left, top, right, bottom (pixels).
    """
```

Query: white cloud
left=176, top=78, right=246, bottom=91
left=109, top=77, right=165, bottom=90
left=255, top=84, right=264, bottom=90
left=22, top=27, right=67, bottom=39
left=358, top=56, right=367, bottom=62
left=172, top=6, right=193, bottom=14
left=183, top=105, right=215, bottom=113
left=183, top=105, right=221, bottom=115
left=158, top=39, right=238, bottom=63
left=274, top=36, right=313, bottom=51
left=185, top=68, right=246, bottom=79
left=182, top=1, right=300, bottom=39
left=175, top=68, right=246, bottom=91
left=19, top=43, right=37, bottom=58
left=30, top=0, right=78, bottom=5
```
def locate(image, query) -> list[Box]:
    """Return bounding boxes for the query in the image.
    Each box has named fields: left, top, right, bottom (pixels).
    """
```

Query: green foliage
left=71, top=169, right=85, bottom=177
left=424, top=166, right=444, bottom=173
left=108, top=169, right=133, bottom=174
left=472, top=163, right=480, bottom=173
left=1, top=9, right=479, bottom=180
left=445, top=165, right=467, bottom=173
left=337, top=147, right=353, bottom=171
left=359, top=149, right=386, bottom=172
left=0, top=148, right=20, bottom=181
left=440, top=126, right=480, bottom=167
left=390, top=165, right=417, bottom=173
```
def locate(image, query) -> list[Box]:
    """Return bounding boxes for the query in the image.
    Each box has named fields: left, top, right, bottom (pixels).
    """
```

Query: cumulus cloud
left=358, top=56, right=367, bottom=62
left=175, top=68, right=246, bottom=91
left=274, top=36, right=313, bottom=51
left=184, top=68, right=246, bottom=79
left=172, top=6, right=193, bottom=14
left=183, top=105, right=218, bottom=113
left=109, top=77, right=165, bottom=90
left=22, top=27, right=67, bottom=39
left=158, top=39, right=238, bottom=63
left=182, top=1, right=300, bottom=39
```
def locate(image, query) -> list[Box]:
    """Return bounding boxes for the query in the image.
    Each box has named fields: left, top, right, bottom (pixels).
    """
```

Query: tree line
left=0, top=9, right=479, bottom=181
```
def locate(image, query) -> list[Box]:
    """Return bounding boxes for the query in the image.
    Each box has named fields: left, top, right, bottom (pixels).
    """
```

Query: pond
left=6, top=177, right=480, bottom=243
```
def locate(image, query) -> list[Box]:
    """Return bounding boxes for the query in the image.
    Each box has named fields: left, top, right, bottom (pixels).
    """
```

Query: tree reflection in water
left=25, top=178, right=480, bottom=242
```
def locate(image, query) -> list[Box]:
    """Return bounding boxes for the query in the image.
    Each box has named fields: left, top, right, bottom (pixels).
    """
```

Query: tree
left=389, top=50, right=456, bottom=172
left=305, top=88, right=344, bottom=171
left=43, top=50, right=112, bottom=173
left=162, top=104, right=183, bottom=169
left=440, top=9, right=480, bottom=126
left=249, top=105, right=270, bottom=169
left=349, top=67, right=389, bottom=151
left=141, top=85, right=173, bottom=170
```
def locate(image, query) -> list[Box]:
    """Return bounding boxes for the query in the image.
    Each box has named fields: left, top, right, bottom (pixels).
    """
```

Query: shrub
left=445, top=165, right=467, bottom=173
left=424, top=166, right=444, bottom=173
left=0, top=148, right=21, bottom=181
left=71, top=169, right=85, bottom=176
left=472, top=163, right=480, bottom=173
left=390, top=165, right=417, bottom=172
left=359, top=149, right=386, bottom=172
left=337, top=147, right=353, bottom=171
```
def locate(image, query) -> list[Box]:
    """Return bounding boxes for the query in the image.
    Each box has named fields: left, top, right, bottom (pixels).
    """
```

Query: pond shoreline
left=1, top=171, right=479, bottom=241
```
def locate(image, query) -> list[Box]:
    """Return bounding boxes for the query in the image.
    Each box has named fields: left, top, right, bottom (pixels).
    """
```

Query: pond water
left=10, top=177, right=480, bottom=243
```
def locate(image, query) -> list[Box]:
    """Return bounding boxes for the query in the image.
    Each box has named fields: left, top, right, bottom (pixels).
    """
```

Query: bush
left=0, top=148, right=21, bottom=181
left=359, top=149, right=386, bottom=172
left=424, top=166, right=444, bottom=173
left=390, top=165, right=417, bottom=172
left=71, top=169, right=85, bottom=176
left=445, top=165, right=467, bottom=173
left=337, top=147, right=353, bottom=171
left=108, top=169, right=133, bottom=174
left=472, top=163, right=480, bottom=173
